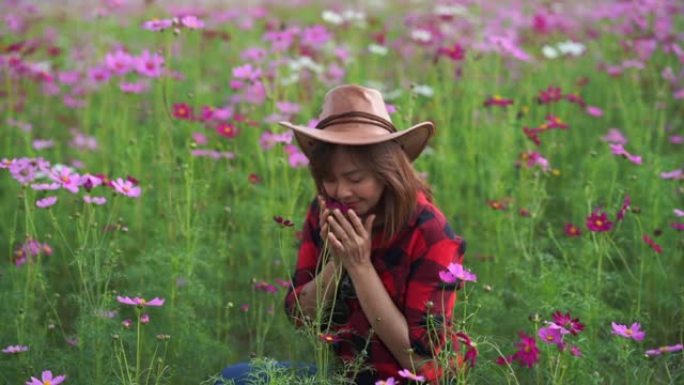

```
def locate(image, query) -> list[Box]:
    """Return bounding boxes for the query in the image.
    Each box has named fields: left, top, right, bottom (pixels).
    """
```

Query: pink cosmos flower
left=83, top=196, right=107, bottom=205
left=669, top=135, right=683, bottom=144
left=585, top=106, right=603, bottom=117
left=140, top=313, right=150, bottom=324
left=31, top=183, right=60, bottom=191
left=111, top=178, right=141, bottom=198
left=33, top=139, right=54, bottom=150
left=2, top=344, right=28, bottom=354
left=439, top=262, right=477, bottom=284
left=645, top=344, right=683, bottom=357
left=397, top=369, right=425, bottom=382
left=173, top=103, right=193, bottom=120
left=192, top=132, right=208, bottom=145
left=660, top=169, right=683, bottom=180
left=601, top=128, right=627, bottom=145
left=523, top=151, right=550, bottom=171
left=122, top=319, right=132, bottom=328
left=276, top=101, right=301, bottom=116
left=116, top=296, right=165, bottom=307
left=538, top=325, right=564, bottom=349
left=105, top=50, right=134, bottom=75
left=36, top=196, right=57, bottom=208
left=300, top=24, right=332, bottom=50
left=50, top=167, right=80, bottom=193
left=232, top=64, right=262, bottom=81
left=675, top=209, right=684, bottom=217
left=611, top=322, right=645, bottom=341
left=119, top=81, right=149, bottom=94
left=438, top=42, right=466, bottom=61
left=180, top=15, right=205, bottom=30
left=142, top=18, right=173, bottom=31
left=136, top=50, right=164, bottom=78
left=586, top=209, right=613, bottom=232
left=25, top=370, right=66, bottom=385
left=87, top=66, right=111, bottom=84
left=610, top=143, right=642, bottom=165
left=375, top=377, right=397, bottom=385
left=285, top=144, right=309, bottom=168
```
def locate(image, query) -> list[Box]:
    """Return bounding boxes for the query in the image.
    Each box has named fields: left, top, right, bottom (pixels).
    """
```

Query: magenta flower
left=522, top=151, right=550, bottom=171
left=564, top=223, right=582, bottom=237
left=611, top=322, right=645, bottom=341
left=537, top=86, right=563, bottom=104
left=140, top=313, right=150, bottom=324
left=111, top=178, right=141, bottom=198
left=615, top=195, right=631, bottom=221
left=645, top=344, right=683, bottom=357
left=36, top=196, right=57, bottom=208
left=437, top=42, right=466, bottom=61
left=642, top=235, right=663, bottom=254
left=497, top=332, right=540, bottom=368
left=538, top=325, right=564, bottom=349
left=484, top=95, right=513, bottom=107
left=122, top=319, right=132, bottom=328
left=610, top=143, right=642, bottom=165
left=25, top=370, right=66, bottom=385
left=397, top=369, right=425, bottom=382
left=2, top=344, right=28, bottom=354
left=586, top=209, right=613, bottom=232
left=570, top=345, right=582, bottom=357
left=116, top=296, right=165, bottom=307
left=136, top=50, right=164, bottom=78
left=551, top=311, right=585, bottom=335
left=439, top=262, right=477, bottom=284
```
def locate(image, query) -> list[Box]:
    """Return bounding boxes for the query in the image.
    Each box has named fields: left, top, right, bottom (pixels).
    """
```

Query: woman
left=280, top=84, right=467, bottom=384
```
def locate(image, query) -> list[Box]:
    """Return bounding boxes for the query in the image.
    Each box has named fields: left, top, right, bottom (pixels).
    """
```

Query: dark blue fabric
left=216, top=361, right=316, bottom=385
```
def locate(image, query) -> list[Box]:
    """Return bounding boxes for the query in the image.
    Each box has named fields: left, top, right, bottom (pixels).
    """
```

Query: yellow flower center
left=61, top=176, right=70, bottom=183
left=546, top=335, right=554, bottom=341
left=596, top=220, right=603, bottom=226
left=626, top=329, right=632, bottom=336
left=44, top=381, right=52, bottom=385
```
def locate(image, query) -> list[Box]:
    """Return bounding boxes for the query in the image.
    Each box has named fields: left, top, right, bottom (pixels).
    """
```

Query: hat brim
left=278, top=121, right=435, bottom=162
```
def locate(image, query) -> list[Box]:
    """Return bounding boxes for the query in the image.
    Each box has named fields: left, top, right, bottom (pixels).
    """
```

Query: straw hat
left=277, top=84, right=435, bottom=161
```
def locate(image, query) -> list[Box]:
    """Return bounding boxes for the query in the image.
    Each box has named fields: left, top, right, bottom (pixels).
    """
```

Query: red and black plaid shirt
left=284, top=191, right=466, bottom=384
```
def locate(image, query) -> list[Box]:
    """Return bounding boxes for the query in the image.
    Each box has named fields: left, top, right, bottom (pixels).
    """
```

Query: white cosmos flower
left=557, top=40, right=585, bottom=56
left=411, top=29, right=432, bottom=43
left=412, top=84, right=434, bottom=97
left=542, top=45, right=559, bottom=59
left=368, top=44, right=388, bottom=56
left=321, top=10, right=343, bottom=25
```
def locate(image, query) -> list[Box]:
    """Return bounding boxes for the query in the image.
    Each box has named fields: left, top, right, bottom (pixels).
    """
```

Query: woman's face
left=321, top=147, right=385, bottom=217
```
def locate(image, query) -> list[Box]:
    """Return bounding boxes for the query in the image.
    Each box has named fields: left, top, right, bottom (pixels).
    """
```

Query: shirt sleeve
left=283, top=197, right=323, bottom=327
left=403, top=223, right=466, bottom=378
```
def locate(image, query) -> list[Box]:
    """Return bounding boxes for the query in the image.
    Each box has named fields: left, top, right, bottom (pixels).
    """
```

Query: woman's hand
left=317, top=195, right=330, bottom=242
left=326, top=208, right=376, bottom=273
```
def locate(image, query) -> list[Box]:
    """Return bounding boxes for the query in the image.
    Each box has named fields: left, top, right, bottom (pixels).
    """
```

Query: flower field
left=1, top=0, right=683, bottom=384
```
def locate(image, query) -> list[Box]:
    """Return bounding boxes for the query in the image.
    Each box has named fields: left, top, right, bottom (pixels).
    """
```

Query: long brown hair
left=308, top=141, right=432, bottom=243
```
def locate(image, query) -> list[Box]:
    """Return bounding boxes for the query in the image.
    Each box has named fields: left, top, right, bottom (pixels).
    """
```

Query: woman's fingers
left=346, top=210, right=366, bottom=236
left=331, top=209, right=358, bottom=239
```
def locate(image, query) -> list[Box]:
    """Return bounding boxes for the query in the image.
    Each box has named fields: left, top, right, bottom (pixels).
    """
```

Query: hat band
left=315, top=111, right=397, bottom=133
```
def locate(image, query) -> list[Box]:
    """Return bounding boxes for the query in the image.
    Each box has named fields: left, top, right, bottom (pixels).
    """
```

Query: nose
left=331, top=180, right=354, bottom=201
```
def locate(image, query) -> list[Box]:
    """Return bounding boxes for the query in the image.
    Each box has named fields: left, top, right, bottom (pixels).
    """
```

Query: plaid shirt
left=284, top=191, right=466, bottom=384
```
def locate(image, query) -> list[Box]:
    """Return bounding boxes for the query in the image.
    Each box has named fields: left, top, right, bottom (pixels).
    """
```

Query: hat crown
left=319, top=85, right=392, bottom=123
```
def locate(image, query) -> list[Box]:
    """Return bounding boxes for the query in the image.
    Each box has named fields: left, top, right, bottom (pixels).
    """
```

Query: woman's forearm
left=296, top=261, right=342, bottom=319
left=347, top=264, right=426, bottom=371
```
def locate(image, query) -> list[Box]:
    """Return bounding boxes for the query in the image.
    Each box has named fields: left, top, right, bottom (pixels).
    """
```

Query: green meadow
left=1, top=1, right=682, bottom=384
